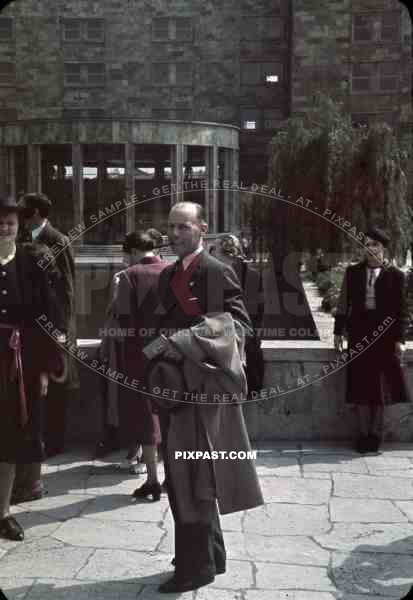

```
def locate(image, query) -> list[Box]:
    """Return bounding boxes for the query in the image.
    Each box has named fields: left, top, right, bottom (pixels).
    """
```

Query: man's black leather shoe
left=0, top=516, right=24, bottom=541
left=170, top=556, right=225, bottom=574
left=158, top=573, right=215, bottom=593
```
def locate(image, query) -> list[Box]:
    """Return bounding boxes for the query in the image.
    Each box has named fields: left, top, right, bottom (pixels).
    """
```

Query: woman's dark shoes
left=158, top=573, right=214, bottom=593
left=355, top=436, right=369, bottom=454
left=0, top=516, right=24, bottom=541
left=367, top=434, right=381, bottom=453
left=170, top=556, right=225, bottom=575
left=132, top=481, right=162, bottom=502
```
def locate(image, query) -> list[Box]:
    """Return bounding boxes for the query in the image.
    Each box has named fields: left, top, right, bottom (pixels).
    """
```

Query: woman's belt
left=0, top=323, right=27, bottom=427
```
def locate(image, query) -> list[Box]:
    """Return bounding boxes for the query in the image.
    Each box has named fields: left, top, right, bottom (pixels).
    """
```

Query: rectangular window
left=241, top=17, right=283, bottom=40
left=152, top=108, right=170, bottom=119
left=152, top=17, right=170, bottom=41
left=175, top=62, right=192, bottom=86
left=152, top=62, right=170, bottom=83
left=86, top=64, right=105, bottom=85
left=380, top=12, right=400, bottom=42
left=0, top=63, right=15, bottom=86
left=85, top=19, right=104, bottom=41
left=241, top=108, right=260, bottom=130
left=62, top=19, right=82, bottom=41
left=352, top=14, right=374, bottom=42
left=174, top=108, right=192, bottom=120
left=351, top=63, right=376, bottom=92
left=0, top=18, right=13, bottom=41
left=64, top=63, right=105, bottom=86
left=263, top=109, right=283, bottom=129
left=64, top=63, right=82, bottom=85
left=379, top=62, right=399, bottom=91
left=175, top=17, right=192, bottom=41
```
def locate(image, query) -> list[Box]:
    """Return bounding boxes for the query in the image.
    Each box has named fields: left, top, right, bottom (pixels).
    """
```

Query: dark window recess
left=152, top=17, right=170, bottom=41
left=379, top=62, right=399, bottom=91
left=63, top=108, right=105, bottom=119
left=62, top=19, right=82, bottom=41
left=175, top=63, right=192, bottom=85
left=174, top=108, right=192, bottom=120
left=86, top=19, right=104, bottom=41
left=175, top=17, right=192, bottom=41
left=0, top=108, right=17, bottom=121
left=64, top=63, right=105, bottom=86
left=351, top=62, right=375, bottom=92
left=86, top=64, right=105, bottom=85
left=152, top=62, right=170, bottom=83
left=110, top=69, right=123, bottom=81
left=152, top=108, right=170, bottom=119
left=64, top=64, right=82, bottom=85
left=352, top=15, right=374, bottom=42
left=240, top=108, right=260, bottom=130
left=0, top=63, right=15, bottom=85
left=263, top=109, right=283, bottom=129
left=0, top=18, right=13, bottom=41
left=241, top=17, right=283, bottom=40
left=381, top=12, right=400, bottom=42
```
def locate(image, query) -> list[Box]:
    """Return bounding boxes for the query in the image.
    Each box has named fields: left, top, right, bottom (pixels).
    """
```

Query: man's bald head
left=168, top=202, right=208, bottom=258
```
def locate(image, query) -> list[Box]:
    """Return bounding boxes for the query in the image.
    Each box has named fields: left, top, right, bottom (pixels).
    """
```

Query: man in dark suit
left=154, top=202, right=257, bottom=594
left=334, top=226, right=410, bottom=453
left=17, top=193, right=77, bottom=461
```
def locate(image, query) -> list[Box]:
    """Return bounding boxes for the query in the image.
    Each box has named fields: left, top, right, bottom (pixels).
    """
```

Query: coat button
left=1, top=290, right=7, bottom=295
left=1, top=271, right=6, bottom=277
left=1, top=309, right=6, bottom=314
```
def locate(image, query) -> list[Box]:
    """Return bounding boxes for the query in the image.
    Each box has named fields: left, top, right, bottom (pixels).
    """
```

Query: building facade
left=0, top=0, right=410, bottom=241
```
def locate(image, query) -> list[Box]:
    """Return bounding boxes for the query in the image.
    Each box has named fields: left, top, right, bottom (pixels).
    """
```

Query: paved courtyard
left=1, top=443, right=413, bottom=599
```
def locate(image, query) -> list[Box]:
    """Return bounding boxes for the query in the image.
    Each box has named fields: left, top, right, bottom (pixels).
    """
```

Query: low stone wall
left=66, top=341, right=413, bottom=444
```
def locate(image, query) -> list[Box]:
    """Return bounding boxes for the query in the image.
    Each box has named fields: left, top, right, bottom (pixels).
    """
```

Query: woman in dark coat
left=0, top=196, right=63, bottom=541
left=114, top=229, right=170, bottom=500
left=334, top=226, right=410, bottom=453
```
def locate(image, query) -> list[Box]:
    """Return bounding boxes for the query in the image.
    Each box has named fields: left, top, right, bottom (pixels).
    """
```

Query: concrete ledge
left=69, top=340, right=413, bottom=444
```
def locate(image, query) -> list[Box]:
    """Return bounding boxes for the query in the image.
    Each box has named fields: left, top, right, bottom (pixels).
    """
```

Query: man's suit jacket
left=37, top=222, right=75, bottom=334
left=158, top=249, right=253, bottom=337
left=37, top=222, right=77, bottom=388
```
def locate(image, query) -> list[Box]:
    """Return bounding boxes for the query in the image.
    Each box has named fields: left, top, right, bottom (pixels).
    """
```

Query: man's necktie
left=368, top=269, right=375, bottom=287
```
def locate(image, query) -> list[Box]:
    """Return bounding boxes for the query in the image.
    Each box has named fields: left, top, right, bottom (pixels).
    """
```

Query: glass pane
left=63, top=19, right=81, bottom=41
left=379, top=76, right=398, bottom=91
left=175, top=62, right=192, bottom=85
left=175, top=17, right=192, bottom=41
left=86, top=19, right=104, bottom=40
left=152, top=17, right=169, bottom=40
left=351, top=77, right=373, bottom=92
left=352, top=63, right=375, bottom=77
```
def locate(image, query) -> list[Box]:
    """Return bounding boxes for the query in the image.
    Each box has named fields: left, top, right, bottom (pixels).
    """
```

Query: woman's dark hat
left=18, top=192, right=52, bottom=211
left=365, top=226, right=391, bottom=247
left=0, top=195, right=20, bottom=212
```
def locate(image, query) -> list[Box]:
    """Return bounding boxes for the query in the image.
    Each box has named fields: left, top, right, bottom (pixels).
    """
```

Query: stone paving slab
left=330, top=498, right=408, bottom=523
left=74, top=549, right=172, bottom=583
left=53, top=517, right=163, bottom=551
left=244, top=503, right=330, bottom=536
left=79, top=495, right=169, bottom=523
left=254, top=455, right=301, bottom=477
left=301, top=455, right=369, bottom=474
left=315, top=523, right=413, bottom=554
left=0, top=538, right=94, bottom=579
left=245, top=592, right=336, bottom=600
left=22, top=579, right=141, bottom=600
left=11, top=494, right=95, bottom=522
left=260, top=476, right=331, bottom=504
left=255, top=561, right=335, bottom=591
left=333, top=473, right=413, bottom=500
left=219, top=532, right=329, bottom=565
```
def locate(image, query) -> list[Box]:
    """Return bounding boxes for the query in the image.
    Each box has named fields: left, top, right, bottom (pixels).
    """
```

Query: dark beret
left=365, top=226, right=391, bottom=247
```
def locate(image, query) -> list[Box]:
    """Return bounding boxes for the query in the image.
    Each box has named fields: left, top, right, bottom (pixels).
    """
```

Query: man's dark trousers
left=160, top=409, right=226, bottom=580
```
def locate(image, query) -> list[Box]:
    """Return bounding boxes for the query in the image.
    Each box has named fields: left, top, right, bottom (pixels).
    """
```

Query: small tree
left=263, top=93, right=411, bottom=265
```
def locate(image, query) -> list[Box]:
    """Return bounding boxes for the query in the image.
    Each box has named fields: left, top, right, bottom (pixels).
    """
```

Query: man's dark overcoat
left=334, top=260, right=410, bottom=406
